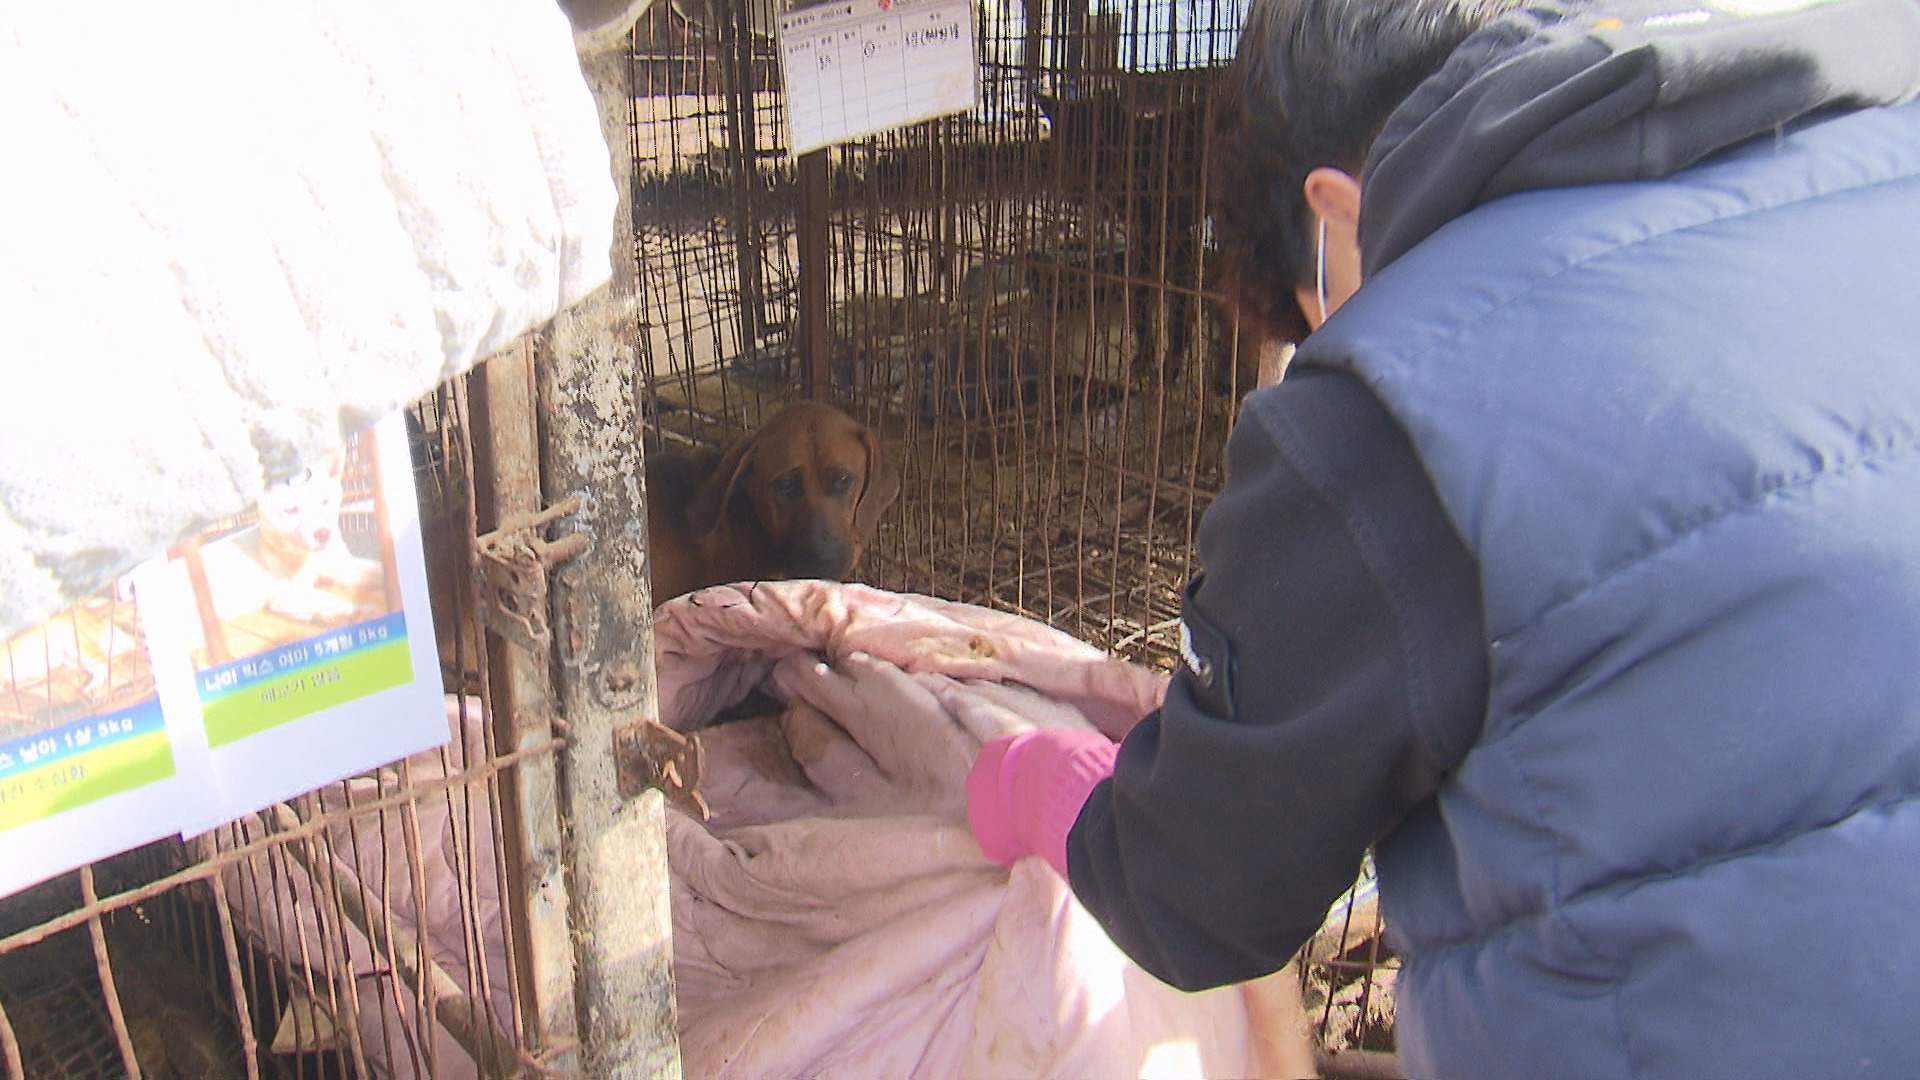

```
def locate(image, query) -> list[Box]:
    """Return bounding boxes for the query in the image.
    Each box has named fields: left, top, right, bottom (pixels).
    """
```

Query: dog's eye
left=772, top=471, right=804, bottom=499
left=824, top=471, right=854, bottom=496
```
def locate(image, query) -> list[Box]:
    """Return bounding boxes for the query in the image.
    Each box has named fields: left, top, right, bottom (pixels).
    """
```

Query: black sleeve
left=1064, top=365, right=1490, bottom=992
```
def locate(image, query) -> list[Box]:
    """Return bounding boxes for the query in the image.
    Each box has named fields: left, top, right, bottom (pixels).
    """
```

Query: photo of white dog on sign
left=175, top=432, right=399, bottom=668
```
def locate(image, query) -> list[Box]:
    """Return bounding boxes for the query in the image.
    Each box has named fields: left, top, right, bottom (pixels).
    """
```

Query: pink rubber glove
left=965, top=727, right=1119, bottom=878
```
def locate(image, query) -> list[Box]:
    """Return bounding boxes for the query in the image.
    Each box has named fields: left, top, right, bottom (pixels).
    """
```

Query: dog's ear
left=685, top=433, right=758, bottom=541
left=852, top=426, right=900, bottom=539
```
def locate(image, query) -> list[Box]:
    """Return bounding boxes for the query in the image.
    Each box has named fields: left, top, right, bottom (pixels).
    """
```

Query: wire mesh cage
left=618, top=0, right=1395, bottom=1068
left=625, top=0, right=1271, bottom=668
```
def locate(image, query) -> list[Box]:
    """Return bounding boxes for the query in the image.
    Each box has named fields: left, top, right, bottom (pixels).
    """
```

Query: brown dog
left=645, top=401, right=900, bottom=603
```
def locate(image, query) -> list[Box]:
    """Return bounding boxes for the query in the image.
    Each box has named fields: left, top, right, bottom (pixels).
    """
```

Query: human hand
left=712, top=648, right=1120, bottom=880
left=964, top=725, right=1117, bottom=878
left=768, top=651, right=980, bottom=819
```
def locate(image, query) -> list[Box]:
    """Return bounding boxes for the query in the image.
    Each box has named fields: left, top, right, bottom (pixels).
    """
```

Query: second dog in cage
left=645, top=401, right=901, bottom=602
left=1041, top=78, right=1210, bottom=387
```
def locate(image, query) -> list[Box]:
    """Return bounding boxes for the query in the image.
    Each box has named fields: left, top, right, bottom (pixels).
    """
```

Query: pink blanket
left=656, top=581, right=1312, bottom=1080
left=206, top=581, right=1314, bottom=1079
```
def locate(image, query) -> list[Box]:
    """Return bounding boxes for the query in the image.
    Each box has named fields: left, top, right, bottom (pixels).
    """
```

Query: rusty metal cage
left=618, top=0, right=1395, bottom=1071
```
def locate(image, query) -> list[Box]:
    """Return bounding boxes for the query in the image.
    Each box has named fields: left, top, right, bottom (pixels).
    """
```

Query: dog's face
left=693, top=402, right=900, bottom=583
left=256, top=455, right=346, bottom=554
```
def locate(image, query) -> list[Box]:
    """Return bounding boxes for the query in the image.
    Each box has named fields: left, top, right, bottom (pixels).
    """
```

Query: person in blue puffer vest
left=955, top=1, right=1920, bottom=1076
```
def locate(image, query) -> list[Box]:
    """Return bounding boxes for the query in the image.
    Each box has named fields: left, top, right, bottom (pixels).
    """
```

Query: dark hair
left=1211, top=0, right=1521, bottom=343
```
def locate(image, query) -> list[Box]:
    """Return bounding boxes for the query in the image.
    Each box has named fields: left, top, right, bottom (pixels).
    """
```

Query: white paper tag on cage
left=0, top=565, right=205, bottom=900
left=778, top=0, right=979, bottom=156
left=135, top=411, right=449, bottom=835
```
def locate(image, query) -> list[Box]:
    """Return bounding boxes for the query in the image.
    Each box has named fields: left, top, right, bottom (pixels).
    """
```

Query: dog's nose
left=785, top=526, right=854, bottom=580
left=314, top=526, right=333, bottom=547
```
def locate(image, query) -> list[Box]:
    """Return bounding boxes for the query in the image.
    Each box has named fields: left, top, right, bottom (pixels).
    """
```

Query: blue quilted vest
left=1295, top=100, right=1920, bottom=1079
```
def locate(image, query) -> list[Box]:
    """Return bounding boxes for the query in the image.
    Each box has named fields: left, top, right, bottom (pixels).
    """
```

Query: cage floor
left=0, top=913, right=256, bottom=1080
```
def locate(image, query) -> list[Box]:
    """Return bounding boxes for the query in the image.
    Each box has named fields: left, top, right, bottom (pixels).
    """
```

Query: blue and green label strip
left=197, top=612, right=414, bottom=747
left=0, top=698, right=173, bottom=831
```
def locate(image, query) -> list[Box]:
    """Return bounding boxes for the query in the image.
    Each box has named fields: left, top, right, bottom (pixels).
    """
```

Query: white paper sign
left=0, top=572, right=208, bottom=899
left=136, top=411, right=449, bottom=835
left=0, top=413, right=449, bottom=900
left=779, top=0, right=979, bottom=156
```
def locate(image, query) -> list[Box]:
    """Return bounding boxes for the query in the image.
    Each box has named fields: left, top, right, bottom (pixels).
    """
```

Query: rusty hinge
left=473, top=496, right=590, bottom=652
left=613, top=719, right=710, bottom=820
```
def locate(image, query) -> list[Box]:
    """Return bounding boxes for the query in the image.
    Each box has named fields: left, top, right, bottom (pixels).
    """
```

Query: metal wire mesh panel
left=1301, top=862, right=1399, bottom=1070
left=626, top=0, right=1267, bottom=669
left=629, top=1, right=803, bottom=450
left=833, top=69, right=1234, bottom=666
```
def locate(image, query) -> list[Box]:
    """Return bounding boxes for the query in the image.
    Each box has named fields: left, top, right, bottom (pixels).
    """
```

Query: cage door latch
left=613, top=718, right=709, bottom=817
left=473, top=495, right=590, bottom=652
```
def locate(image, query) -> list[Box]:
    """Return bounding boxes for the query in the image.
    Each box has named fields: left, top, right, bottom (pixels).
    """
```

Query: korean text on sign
left=779, top=0, right=979, bottom=155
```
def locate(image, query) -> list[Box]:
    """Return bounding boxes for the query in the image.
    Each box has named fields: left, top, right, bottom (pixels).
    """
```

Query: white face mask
left=1315, top=216, right=1330, bottom=327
